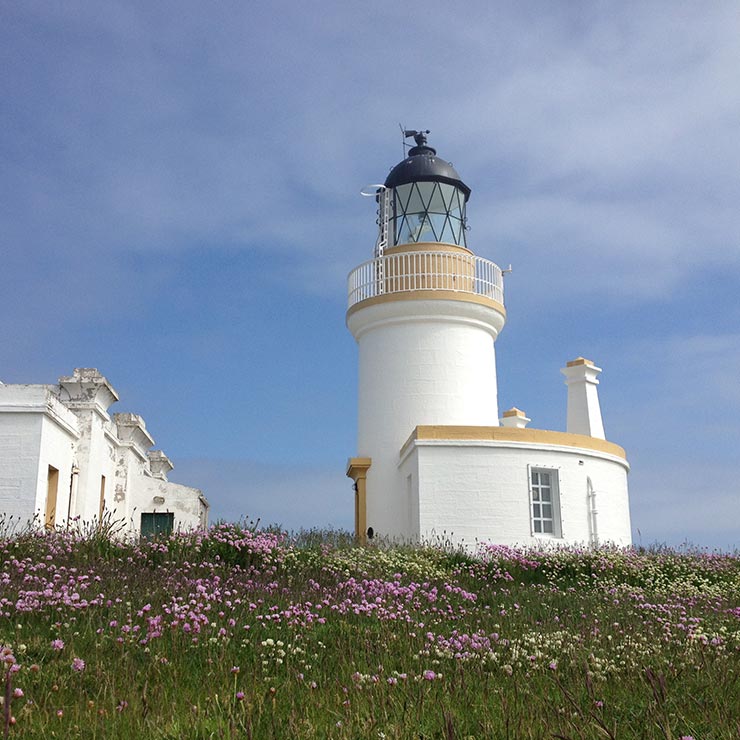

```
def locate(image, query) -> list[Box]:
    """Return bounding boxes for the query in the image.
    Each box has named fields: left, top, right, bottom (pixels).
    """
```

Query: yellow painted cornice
left=566, top=357, right=595, bottom=368
left=401, top=426, right=626, bottom=460
left=346, top=457, right=372, bottom=480
left=383, top=242, right=474, bottom=256
left=347, top=290, right=506, bottom=319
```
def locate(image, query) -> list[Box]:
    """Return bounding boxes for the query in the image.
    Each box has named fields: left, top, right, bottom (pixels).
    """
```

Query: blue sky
left=2, top=1, right=739, bottom=548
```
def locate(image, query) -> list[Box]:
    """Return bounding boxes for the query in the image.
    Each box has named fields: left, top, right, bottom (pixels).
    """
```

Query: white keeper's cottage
left=346, top=131, right=631, bottom=547
left=0, top=368, right=208, bottom=537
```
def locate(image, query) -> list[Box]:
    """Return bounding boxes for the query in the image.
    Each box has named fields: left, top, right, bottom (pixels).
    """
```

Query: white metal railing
left=347, top=251, right=504, bottom=310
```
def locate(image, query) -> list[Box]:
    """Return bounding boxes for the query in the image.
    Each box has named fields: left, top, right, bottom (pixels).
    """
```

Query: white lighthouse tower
left=346, top=132, right=632, bottom=547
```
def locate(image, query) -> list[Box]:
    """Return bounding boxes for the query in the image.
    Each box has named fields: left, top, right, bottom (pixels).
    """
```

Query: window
left=530, top=468, right=561, bottom=537
left=140, top=512, right=174, bottom=539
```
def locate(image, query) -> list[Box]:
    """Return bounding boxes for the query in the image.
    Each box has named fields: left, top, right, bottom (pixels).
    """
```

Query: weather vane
left=399, top=125, right=431, bottom=154
left=404, top=129, right=430, bottom=147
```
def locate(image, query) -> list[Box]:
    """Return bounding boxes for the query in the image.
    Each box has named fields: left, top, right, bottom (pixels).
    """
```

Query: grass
left=0, top=521, right=738, bottom=738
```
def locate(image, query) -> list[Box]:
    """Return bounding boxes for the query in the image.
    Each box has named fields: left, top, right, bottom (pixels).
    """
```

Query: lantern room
left=381, top=130, right=471, bottom=249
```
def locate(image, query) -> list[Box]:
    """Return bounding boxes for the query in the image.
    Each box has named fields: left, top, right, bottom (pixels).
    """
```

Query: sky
left=2, top=1, right=739, bottom=549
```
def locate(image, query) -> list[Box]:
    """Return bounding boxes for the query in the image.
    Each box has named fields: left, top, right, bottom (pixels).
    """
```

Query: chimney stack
left=560, top=357, right=605, bottom=439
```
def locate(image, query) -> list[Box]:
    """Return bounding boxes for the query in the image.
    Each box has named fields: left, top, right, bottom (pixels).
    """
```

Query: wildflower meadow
left=0, top=520, right=738, bottom=738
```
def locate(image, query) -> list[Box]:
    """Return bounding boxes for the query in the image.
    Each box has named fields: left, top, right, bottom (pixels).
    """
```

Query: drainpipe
left=587, top=476, right=599, bottom=547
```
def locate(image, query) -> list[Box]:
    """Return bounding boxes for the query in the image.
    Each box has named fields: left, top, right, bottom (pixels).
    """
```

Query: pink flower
left=51, top=639, right=64, bottom=651
left=236, top=691, right=245, bottom=701
left=71, top=657, right=85, bottom=672
left=548, top=661, right=557, bottom=671
left=422, top=670, right=436, bottom=681
left=12, top=688, right=23, bottom=698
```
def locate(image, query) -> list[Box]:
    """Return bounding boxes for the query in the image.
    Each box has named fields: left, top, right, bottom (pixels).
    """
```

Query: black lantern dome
left=382, top=130, right=471, bottom=248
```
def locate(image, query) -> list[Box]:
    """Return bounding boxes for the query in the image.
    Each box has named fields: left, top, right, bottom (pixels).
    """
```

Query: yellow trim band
left=347, top=290, right=506, bottom=319
left=383, top=242, right=474, bottom=257
left=566, top=357, right=595, bottom=367
left=401, top=426, right=626, bottom=460
left=502, top=407, right=526, bottom=418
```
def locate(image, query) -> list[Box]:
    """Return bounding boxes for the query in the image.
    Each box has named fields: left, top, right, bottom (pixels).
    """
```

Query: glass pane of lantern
left=405, top=183, right=427, bottom=215
left=447, top=185, right=464, bottom=219
left=439, top=217, right=457, bottom=244
left=451, top=218, right=464, bottom=245
left=438, top=183, right=454, bottom=211
left=395, top=216, right=409, bottom=244
left=443, top=189, right=456, bottom=219
left=397, top=218, right=412, bottom=244
left=394, top=184, right=413, bottom=215
left=410, top=214, right=433, bottom=241
left=427, top=213, right=445, bottom=241
left=427, top=183, right=446, bottom=213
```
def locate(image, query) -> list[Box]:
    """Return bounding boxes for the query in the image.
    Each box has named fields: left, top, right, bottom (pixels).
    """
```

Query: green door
left=140, top=512, right=174, bottom=538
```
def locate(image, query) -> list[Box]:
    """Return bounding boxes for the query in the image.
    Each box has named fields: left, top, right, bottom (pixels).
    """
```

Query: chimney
left=500, top=407, right=530, bottom=429
left=560, top=357, right=605, bottom=439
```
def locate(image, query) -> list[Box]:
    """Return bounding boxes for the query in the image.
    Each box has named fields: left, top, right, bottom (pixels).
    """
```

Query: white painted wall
left=71, top=411, right=118, bottom=525
left=0, top=371, right=208, bottom=536
left=348, top=297, right=506, bottom=540
left=36, top=408, right=78, bottom=527
left=0, top=385, right=79, bottom=530
left=0, top=408, right=43, bottom=528
left=402, top=439, right=631, bottom=548
left=131, top=477, right=208, bottom=532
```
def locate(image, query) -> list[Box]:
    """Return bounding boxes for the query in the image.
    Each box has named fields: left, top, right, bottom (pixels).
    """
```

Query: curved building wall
left=399, top=434, right=631, bottom=547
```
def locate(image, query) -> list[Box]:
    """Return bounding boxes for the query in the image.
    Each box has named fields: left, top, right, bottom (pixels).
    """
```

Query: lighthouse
left=346, top=132, right=632, bottom=547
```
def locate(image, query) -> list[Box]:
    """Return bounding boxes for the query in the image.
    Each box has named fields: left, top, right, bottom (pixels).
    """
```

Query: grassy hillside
left=0, top=522, right=738, bottom=738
